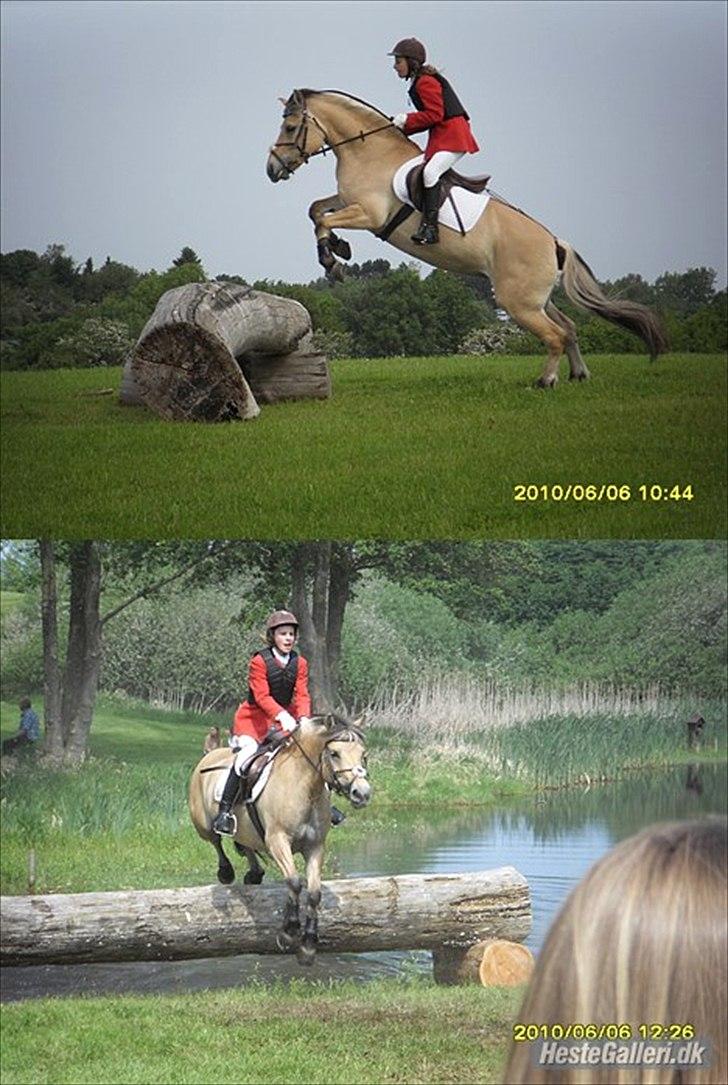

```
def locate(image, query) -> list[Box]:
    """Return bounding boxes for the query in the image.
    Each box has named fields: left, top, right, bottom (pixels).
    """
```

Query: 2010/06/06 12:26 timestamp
left=513, top=484, right=695, bottom=503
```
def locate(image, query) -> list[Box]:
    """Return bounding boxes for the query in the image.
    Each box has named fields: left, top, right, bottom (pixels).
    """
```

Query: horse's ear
left=351, top=715, right=366, bottom=730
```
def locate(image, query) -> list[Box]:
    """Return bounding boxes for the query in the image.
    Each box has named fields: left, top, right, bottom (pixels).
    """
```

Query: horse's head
left=309, top=713, right=371, bottom=808
left=267, top=89, right=327, bottom=182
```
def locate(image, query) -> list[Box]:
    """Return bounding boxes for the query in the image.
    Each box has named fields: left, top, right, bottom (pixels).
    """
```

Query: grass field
left=1, top=353, right=725, bottom=538
left=0, top=979, right=521, bottom=1085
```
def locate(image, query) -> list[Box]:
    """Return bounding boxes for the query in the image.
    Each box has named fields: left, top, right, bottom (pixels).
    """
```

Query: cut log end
left=130, top=324, right=259, bottom=422
left=432, top=939, right=535, bottom=987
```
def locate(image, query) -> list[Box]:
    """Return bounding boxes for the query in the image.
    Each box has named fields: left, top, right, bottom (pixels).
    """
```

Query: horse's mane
left=288, top=88, right=391, bottom=124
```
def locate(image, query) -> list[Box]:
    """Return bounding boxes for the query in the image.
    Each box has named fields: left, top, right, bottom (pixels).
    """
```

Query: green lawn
left=1, top=353, right=725, bottom=538
left=0, top=980, right=522, bottom=1085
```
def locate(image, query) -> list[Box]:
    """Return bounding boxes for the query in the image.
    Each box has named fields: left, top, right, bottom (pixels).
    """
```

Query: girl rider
left=212, top=610, right=344, bottom=835
left=389, top=37, right=480, bottom=245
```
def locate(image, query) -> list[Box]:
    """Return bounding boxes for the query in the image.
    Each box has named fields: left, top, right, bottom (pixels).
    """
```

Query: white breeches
left=228, top=733, right=259, bottom=774
left=423, top=151, right=465, bottom=187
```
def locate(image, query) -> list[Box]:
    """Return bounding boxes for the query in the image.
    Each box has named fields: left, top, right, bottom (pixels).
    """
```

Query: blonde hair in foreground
left=504, top=817, right=727, bottom=1084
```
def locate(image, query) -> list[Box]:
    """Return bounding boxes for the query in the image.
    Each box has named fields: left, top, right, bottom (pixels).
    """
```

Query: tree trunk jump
left=120, top=282, right=330, bottom=421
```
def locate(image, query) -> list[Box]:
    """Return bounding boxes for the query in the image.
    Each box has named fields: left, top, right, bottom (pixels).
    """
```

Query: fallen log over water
left=119, top=282, right=330, bottom=421
left=1, top=868, right=530, bottom=969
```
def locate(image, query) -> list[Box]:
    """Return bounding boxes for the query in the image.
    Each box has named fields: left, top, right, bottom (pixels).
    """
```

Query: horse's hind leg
left=266, top=830, right=302, bottom=951
left=546, top=301, right=590, bottom=381
left=234, top=843, right=265, bottom=885
left=212, top=834, right=235, bottom=885
left=500, top=295, right=568, bottom=387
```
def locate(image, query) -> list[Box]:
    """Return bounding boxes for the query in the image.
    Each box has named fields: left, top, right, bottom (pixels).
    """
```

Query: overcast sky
left=1, top=0, right=726, bottom=286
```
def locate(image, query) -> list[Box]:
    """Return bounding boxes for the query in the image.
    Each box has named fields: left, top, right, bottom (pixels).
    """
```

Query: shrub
left=52, top=318, right=135, bottom=368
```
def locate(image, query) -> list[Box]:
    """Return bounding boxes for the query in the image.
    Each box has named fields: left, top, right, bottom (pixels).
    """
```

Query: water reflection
left=2, top=762, right=725, bottom=1002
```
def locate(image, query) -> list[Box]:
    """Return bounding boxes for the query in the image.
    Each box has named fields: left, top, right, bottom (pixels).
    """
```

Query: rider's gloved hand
left=275, top=710, right=297, bottom=734
left=392, top=113, right=407, bottom=130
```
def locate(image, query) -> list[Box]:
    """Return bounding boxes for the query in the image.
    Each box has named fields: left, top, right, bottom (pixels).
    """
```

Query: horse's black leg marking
left=237, top=844, right=265, bottom=885
left=276, top=875, right=302, bottom=951
left=328, top=232, right=352, bottom=260
left=213, top=834, right=235, bottom=885
left=298, top=888, right=321, bottom=966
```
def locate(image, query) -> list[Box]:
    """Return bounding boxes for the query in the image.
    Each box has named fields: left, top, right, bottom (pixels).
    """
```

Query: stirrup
left=213, top=810, right=237, bottom=837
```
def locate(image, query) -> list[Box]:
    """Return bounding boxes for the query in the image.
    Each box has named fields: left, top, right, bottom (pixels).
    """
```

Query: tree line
left=1, top=244, right=725, bottom=370
left=2, top=540, right=725, bottom=766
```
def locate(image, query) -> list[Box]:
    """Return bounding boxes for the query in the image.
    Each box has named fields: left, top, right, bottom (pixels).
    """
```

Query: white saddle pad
left=213, top=753, right=275, bottom=804
left=392, top=154, right=490, bottom=235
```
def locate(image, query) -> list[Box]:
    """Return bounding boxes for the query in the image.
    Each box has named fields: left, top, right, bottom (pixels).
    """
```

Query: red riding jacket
left=403, top=73, right=480, bottom=160
left=232, top=650, right=312, bottom=742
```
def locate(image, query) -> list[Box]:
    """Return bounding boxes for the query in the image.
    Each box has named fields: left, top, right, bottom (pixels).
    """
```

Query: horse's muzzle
left=266, top=153, right=291, bottom=182
left=347, top=779, right=371, bottom=807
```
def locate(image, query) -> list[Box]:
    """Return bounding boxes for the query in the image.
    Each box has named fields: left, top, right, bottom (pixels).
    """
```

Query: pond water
left=2, top=762, right=725, bottom=1002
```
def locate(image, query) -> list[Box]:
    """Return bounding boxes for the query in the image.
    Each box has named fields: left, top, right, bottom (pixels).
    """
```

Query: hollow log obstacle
left=1, top=868, right=531, bottom=983
left=119, top=282, right=331, bottom=421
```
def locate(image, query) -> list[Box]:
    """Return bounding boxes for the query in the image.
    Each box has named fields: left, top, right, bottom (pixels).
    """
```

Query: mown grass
left=1, top=353, right=725, bottom=538
left=0, top=978, right=522, bottom=1085
left=2, top=693, right=724, bottom=896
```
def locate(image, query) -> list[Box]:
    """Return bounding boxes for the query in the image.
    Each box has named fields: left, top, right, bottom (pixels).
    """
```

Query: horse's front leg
left=314, top=201, right=382, bottom=282
left=298, top=843, right=325, bottom=966
left=266, top=830, right=302, bottom=951
left=308, top=194, right=350, bottom=276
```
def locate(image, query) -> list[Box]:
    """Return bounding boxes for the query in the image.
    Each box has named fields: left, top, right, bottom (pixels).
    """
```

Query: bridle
left=269, top=95, right=396, bottom=178
left=289, top=728, right=368, bottom=797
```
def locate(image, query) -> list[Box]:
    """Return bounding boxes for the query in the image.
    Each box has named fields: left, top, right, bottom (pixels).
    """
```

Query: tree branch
left=100, top=542, right=236, bottom=626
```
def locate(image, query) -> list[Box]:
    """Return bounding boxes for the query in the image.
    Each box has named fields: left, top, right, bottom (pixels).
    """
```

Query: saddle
left=235, top=729, right=289, bottom=802
left=405, top=163, right=491, bottom=213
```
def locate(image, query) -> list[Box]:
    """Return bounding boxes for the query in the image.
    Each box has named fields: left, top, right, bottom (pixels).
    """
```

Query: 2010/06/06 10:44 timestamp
left=513, top=484, right=695, bottom=503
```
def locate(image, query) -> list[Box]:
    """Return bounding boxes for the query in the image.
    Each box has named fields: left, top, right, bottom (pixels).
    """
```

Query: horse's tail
left=558, top=241, right=668, bottom=360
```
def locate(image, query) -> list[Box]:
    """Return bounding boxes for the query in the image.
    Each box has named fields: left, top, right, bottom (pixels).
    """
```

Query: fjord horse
left=267, top=89, right=667, bottom=386
left=189, top=715, right=370, bottom=963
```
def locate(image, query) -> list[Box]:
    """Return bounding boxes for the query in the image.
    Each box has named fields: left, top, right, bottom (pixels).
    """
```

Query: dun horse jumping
left=267, top=89, right=667, bottom=386
left=189, top=715, right=370, bottom=962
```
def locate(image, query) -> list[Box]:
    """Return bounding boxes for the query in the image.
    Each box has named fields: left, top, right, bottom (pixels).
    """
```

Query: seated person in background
left=2, top=697, right=41, bottom=755
left=504, top=816, right=727, bottom=1084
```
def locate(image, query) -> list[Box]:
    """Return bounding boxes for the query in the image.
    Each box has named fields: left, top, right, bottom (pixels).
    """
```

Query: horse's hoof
left=217, top=866, right=235, bottom=885
left=329, top=234, right=352, bottom=260
left=533, top=376, right=557, bottom=389
left=569, top=371, right=590, bottom=382
left=297, top=943, right=316, bottom=966
left=276, top=930, right=298, bottom=952
left=244, top=869, right=264, bottom=885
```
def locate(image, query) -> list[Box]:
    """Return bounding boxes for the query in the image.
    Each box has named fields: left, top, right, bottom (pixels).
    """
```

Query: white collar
left=272, top=647, right=290, bottom=665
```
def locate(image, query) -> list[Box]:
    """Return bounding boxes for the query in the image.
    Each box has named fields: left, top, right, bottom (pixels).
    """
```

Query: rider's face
left=393, top=56, right=410, bottom=79
left=273, top=625, right=296, bottom=653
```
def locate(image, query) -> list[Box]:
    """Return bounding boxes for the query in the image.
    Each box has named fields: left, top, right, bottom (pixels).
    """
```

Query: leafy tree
left=654, top=267, right=716, bottom=318
left=0, top=249, right=42, bottom=287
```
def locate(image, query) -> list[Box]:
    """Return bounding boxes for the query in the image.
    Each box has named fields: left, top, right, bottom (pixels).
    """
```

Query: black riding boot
left=331, top=806, right=346, bottom=826
left=212, top=765, right=243, bottom=836
left=411, top=181, right=441, bottom=245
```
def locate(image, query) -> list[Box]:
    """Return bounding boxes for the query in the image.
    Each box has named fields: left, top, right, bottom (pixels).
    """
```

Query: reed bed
left=365, top=678, right=726, bottom=788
